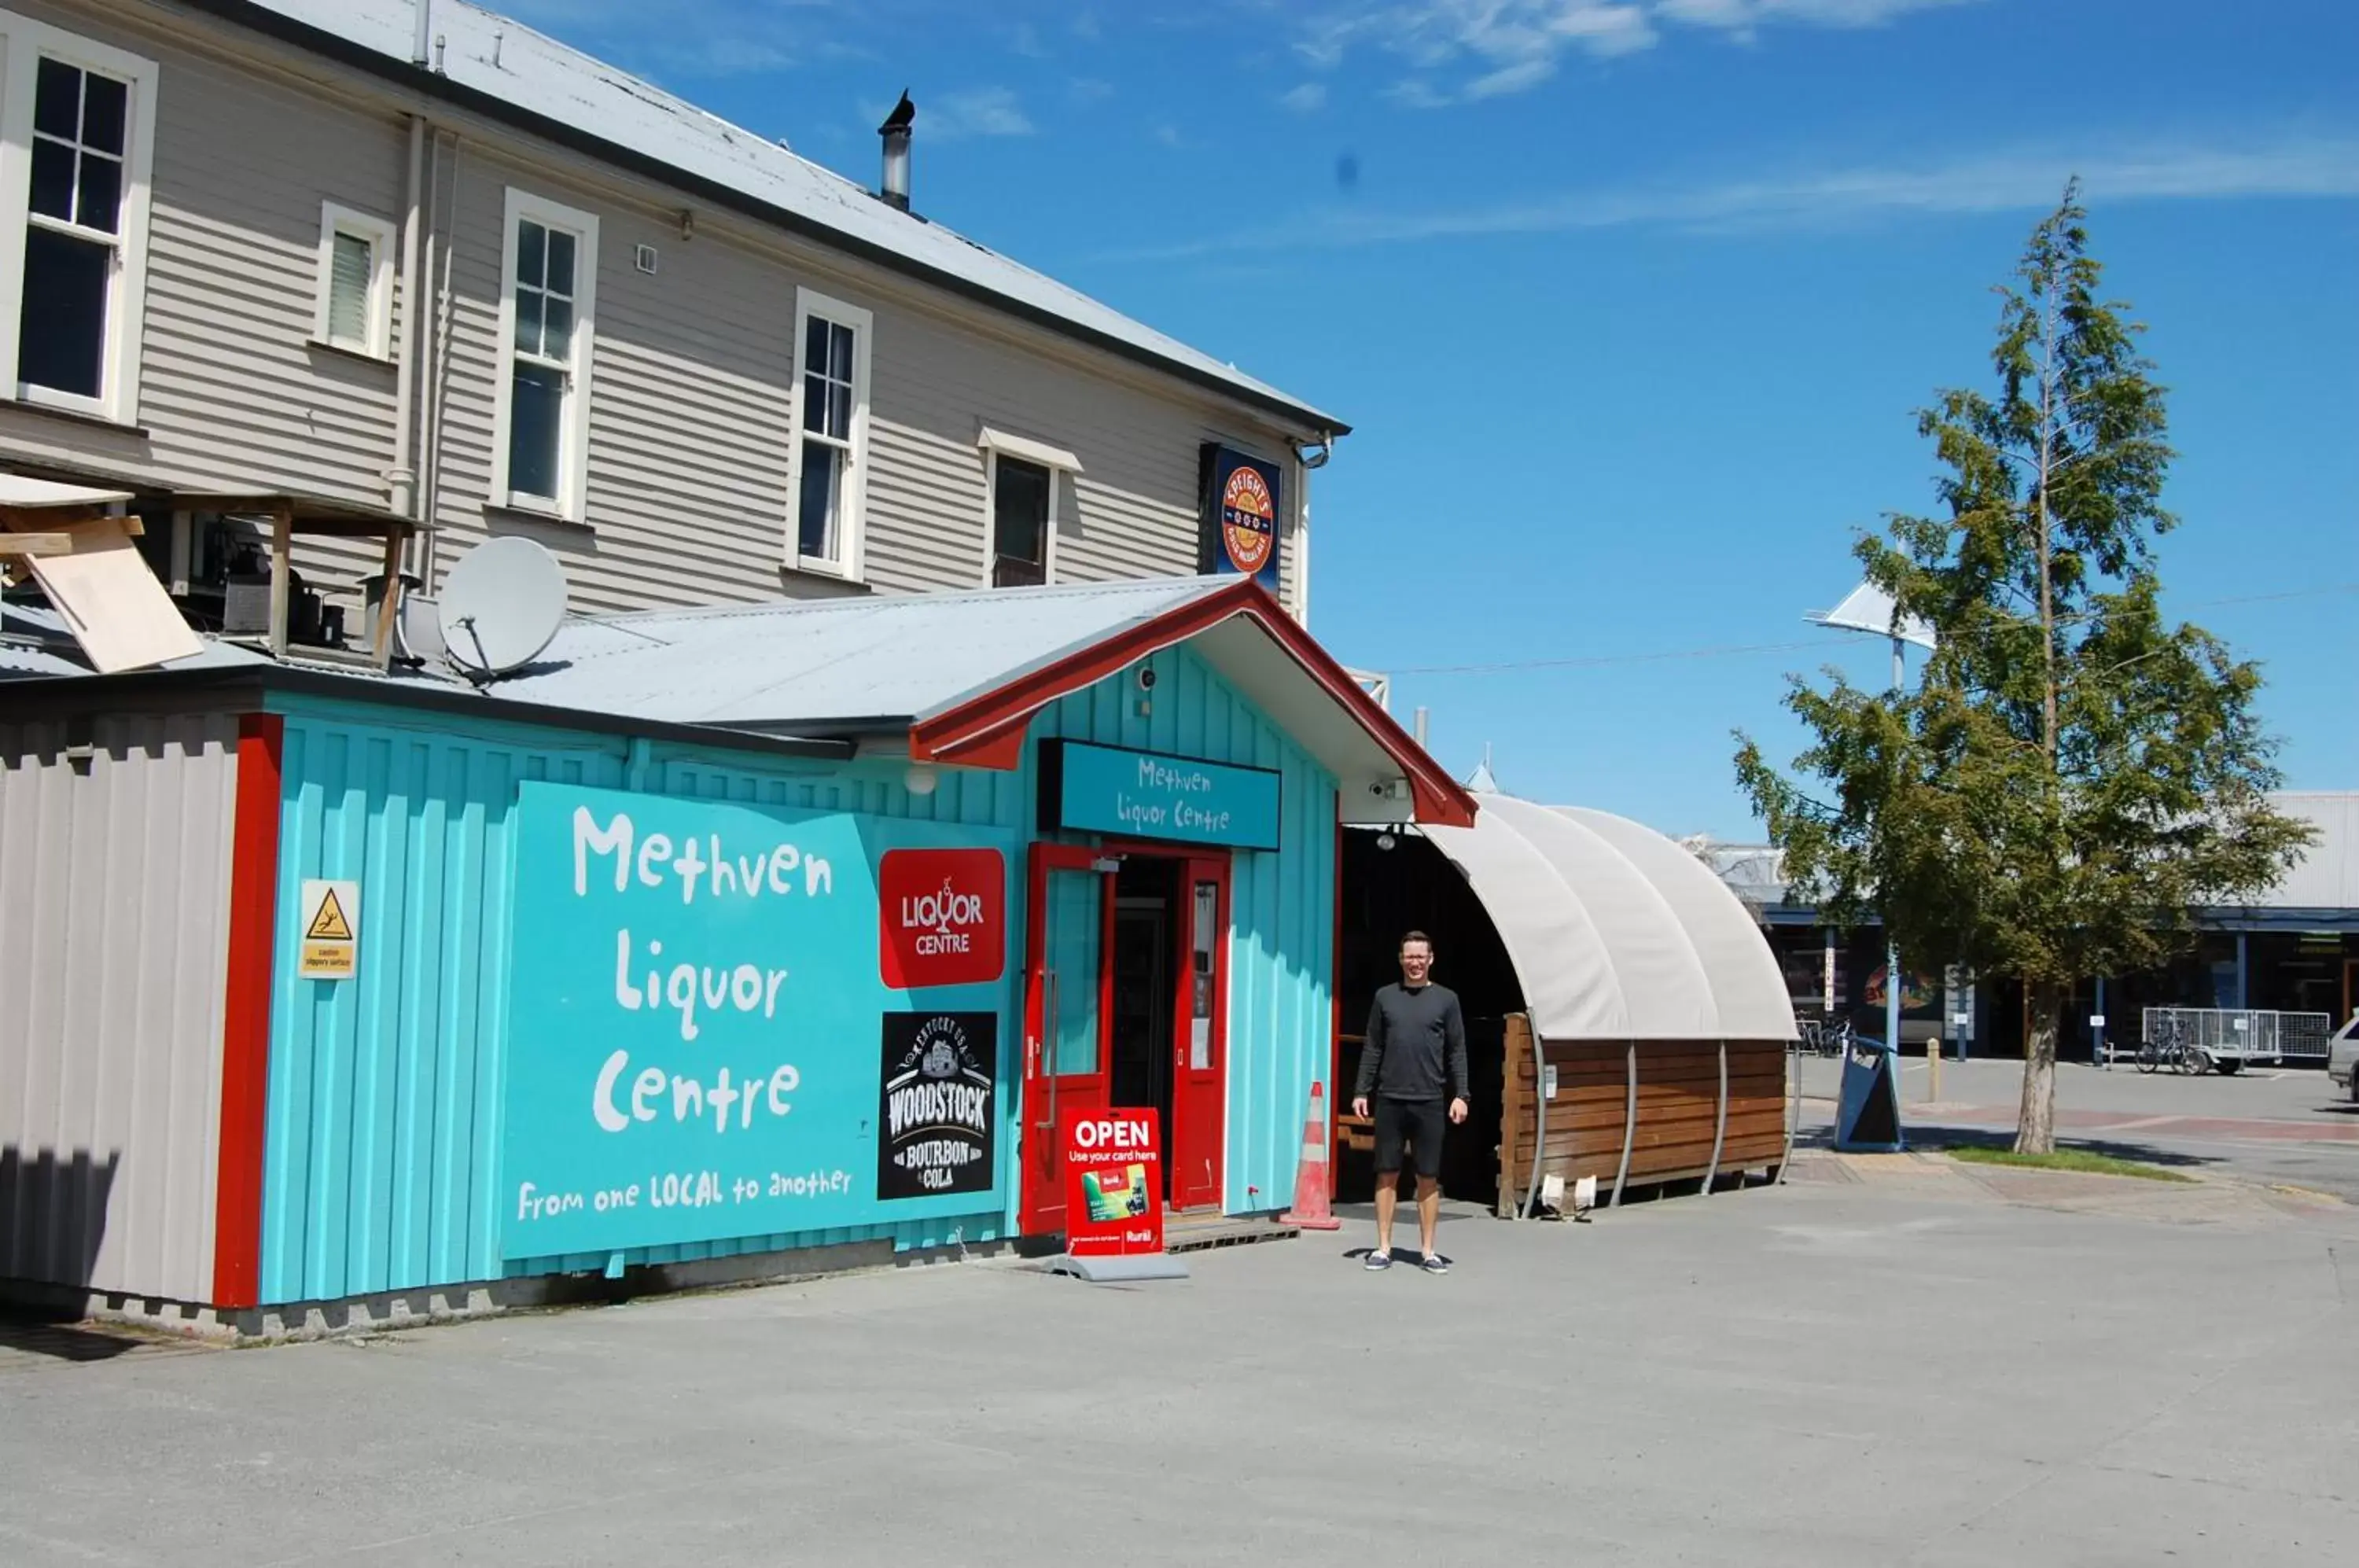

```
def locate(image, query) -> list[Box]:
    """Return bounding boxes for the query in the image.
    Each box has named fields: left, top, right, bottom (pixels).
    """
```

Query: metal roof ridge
left=586, top=575, right=1223, bottom=629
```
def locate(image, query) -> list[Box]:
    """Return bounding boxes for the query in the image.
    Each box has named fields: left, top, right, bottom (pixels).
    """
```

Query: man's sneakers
left=1364, top=1248, right=1451, bottom=1274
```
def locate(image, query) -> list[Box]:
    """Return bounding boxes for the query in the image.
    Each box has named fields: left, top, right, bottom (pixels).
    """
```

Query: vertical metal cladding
left=1024, top=645, right=1338, bottom=1213
left=0, top=711, right=236, bottom=1301
left=255, top=639, right=1332, bottom=1306
left=255, top=698, right=1018, bottom=1307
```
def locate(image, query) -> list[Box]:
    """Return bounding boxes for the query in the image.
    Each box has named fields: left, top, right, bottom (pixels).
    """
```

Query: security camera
left=1368, top=779, right=1390, bottom=798
left=1135, top=666, right=1157, bottom=693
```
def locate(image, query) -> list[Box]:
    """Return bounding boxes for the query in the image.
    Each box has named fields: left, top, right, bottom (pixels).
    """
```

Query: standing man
left=1352, top=930, right=1468, bottom=1274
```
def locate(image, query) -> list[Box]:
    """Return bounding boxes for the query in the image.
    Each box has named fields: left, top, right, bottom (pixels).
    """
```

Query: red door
left=1018, top=845, right=1114, bottom=1236
left=1168, top=854, right=1231, bottom=1211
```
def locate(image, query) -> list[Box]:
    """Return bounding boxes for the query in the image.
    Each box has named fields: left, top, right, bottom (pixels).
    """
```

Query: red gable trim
left=907, top=579, right=1477, bottom=828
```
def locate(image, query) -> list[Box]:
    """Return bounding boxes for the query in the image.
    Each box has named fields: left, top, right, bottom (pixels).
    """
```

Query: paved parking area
left=1800, top=1056, right=2359, bottom=1201
left=5, top=1150, right=2355, bottom=1567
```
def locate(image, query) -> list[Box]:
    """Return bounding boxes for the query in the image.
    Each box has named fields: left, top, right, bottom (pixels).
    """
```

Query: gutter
left=177, top=0, right=1352, bottom=441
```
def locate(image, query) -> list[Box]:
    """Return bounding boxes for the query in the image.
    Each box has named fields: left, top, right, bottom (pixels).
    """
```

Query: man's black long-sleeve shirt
left=1354, top=982, right=1470, bottom=1103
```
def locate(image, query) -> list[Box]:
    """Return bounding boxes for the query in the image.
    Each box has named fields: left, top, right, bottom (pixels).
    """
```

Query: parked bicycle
left=2136, top=1014, right=2211, bottom=1076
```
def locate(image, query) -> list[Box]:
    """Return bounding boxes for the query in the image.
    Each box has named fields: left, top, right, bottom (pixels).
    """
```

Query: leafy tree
left=1735, top=185, right=2313, bottom=1153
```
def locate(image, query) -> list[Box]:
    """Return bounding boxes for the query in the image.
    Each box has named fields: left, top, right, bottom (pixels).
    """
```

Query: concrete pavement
left=5, top=1149, right=2356, bottom=1567
left=1798, top=1055, right=2359, bottom=1201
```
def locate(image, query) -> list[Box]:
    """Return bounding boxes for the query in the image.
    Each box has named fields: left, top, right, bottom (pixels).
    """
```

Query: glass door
left=1168, top=854, right=1230, bottom=1212
left=1019, top=845, right=1114, bottom=1235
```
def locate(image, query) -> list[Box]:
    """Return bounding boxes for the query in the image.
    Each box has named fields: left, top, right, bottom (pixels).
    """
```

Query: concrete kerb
left=2, top=1235, right=1021, bottom=1348
left=11, top=1218, right=1312, bottom=1349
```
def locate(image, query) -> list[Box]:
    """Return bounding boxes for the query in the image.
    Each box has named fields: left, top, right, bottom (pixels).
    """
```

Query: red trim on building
left=212, top=712, right=283, bottom=1309
left=907, top=579, right=1477, bottom=828
left=1330, top=799, right=1345, bottom=1202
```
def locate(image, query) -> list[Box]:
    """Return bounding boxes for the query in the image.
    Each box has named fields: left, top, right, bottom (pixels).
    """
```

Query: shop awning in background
left=1420, top=792, right=1798, bottom=1042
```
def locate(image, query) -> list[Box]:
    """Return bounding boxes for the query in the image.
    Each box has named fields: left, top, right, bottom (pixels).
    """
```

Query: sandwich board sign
left=299, top=880, right=359, bottom=980
left=1050, top=1106, right=1186, bottom=1283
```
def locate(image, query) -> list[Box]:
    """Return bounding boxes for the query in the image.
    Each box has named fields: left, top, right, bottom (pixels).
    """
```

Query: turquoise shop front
left=224, top=616, right=1468, bottom=1314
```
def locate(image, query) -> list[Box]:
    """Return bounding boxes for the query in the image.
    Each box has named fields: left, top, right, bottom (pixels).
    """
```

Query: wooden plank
left=12, top=516, right=203, bottom=674
left=267, top=507, right=293, bottom=658
left=371, top=529, right=403, bottom=668
left=0, top=532, right=72, bottom=557
left=1498, top=1012, right=1530, bottom=1216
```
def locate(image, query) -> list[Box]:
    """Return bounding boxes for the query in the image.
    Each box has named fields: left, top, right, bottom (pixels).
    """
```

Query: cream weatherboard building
left=0, top=0, right=1341, bottom=627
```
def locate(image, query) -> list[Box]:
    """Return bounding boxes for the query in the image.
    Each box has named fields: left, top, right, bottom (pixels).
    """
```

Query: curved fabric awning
left=1421, top=793, right=1798, bottom=1042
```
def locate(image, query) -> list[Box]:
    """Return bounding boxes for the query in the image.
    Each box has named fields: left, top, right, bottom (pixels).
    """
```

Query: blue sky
left=510, top=0, right=2357, bottom=837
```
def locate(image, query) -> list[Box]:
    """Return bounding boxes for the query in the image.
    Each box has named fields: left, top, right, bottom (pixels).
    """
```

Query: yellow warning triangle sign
left=305, top=887, right=354, bottom=942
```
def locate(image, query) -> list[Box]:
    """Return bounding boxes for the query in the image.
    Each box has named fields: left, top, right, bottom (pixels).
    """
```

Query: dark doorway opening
left=1337, top=830, right=1523, bottom=1206
left=1110, top=855, right=1178, bottom=1201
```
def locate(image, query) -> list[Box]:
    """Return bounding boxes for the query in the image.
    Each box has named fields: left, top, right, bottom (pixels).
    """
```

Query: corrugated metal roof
left=2252, top=793, right=2359, bottom=911
left=1692, top=791, right=2359, bottom=916
left=0, top=601, right=267, bottom=678
left=388, top=576, right=1228, bottom=728
left=225, top=0, right=1344, bottom=436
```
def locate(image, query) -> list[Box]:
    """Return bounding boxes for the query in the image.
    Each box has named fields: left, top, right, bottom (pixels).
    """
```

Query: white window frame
left=977, top=425, right=1082, bottom=589
left=785, top=286, right=872, bottom=580
left=311, top=201, right=396, bottom=359
left=0, top=10, right=160, bottom=424
left=490, top=185, right=598, bottom=523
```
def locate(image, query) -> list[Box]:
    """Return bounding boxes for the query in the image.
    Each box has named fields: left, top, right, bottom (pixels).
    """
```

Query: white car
left=2330, top=1016, right=2359, bottom=1102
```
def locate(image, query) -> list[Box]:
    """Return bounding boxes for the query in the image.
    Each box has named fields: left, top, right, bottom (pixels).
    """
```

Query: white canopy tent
left=1421, top=793, right=1798, bottom=1043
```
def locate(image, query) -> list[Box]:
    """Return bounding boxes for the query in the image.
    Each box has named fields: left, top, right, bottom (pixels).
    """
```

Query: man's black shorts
left=1372, top=1096, right=1447, bottom=1179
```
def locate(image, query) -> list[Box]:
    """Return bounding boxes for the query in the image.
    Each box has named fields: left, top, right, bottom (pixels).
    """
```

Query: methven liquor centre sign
left=1040, top=740, right=1281, bottom=852
left=500, top=783, right=1012, bottom=1260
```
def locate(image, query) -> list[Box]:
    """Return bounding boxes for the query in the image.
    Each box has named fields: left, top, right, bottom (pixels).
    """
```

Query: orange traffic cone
left=1281, top=1081, right=1342, bottom=1230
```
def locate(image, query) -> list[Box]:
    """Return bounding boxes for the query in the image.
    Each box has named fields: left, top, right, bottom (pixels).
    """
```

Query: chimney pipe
left=1412, top=706, right=1429, bottom=747
left=878, top=90, right=914, bottom=212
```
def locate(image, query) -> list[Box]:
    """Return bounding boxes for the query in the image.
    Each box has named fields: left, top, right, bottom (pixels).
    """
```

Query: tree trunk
left=2014, top=979, right=2063, bottom=1154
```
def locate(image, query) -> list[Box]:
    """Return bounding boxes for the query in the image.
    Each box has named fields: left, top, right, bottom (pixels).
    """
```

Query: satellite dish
left=438, top=537, right=568, bottom=677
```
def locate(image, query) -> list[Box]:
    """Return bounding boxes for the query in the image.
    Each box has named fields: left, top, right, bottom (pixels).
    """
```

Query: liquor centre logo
left=877, top=1011, right=998, bottom=1200
left=878, top=848, right=1006, bottom=990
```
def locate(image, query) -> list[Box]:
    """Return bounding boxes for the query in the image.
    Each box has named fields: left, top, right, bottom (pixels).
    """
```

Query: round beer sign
left=1220, top=465, right=1276, bottom=576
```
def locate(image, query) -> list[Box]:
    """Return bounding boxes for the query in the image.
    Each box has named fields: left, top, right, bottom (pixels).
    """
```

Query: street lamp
left=1805, top=580, right=1937, bottom=1059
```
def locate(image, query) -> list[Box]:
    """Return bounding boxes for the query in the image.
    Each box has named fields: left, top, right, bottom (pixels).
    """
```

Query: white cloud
left=1070, top=76, right=1117, bottom=104
left=1281, top=81, right=1330, bottom=112
left=926, top=87, right=1036, bottom=140
left=1297, top=0, right=1976, bottom=101
left=1096, top=133, right=2359, bottom=259
left=1658, top=0, right=1973, bottom=30
left=1383, top=79, right=1453, bottom=110
left=1465, top=57, right=1559, bottom=98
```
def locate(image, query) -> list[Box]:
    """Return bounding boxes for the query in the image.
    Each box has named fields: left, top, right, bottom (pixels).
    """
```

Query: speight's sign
left=1198, top=444, right=1283, bottom=592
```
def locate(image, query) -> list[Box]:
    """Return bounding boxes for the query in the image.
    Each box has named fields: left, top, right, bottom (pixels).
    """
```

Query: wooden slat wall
left=1495, top=1016, right=1787, bottom=1213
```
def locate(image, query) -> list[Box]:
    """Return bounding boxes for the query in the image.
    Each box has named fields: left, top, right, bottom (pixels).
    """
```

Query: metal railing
left=2137, top=1007, right=2335, bottom=1066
